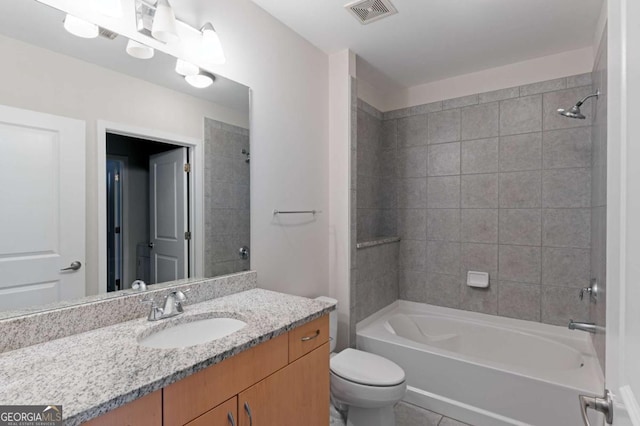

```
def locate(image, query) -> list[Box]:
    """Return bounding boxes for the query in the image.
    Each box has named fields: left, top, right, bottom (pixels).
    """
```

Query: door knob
left=60, top=261, right=82, bottom=272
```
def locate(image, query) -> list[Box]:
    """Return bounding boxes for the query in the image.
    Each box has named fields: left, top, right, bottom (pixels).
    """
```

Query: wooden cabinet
left=84, top=390, right=161, bottom=426
left=185, top=397, right=237, bottom=426
left=238, top=342, right=330, bottom=426
left=85, top=314, right=329, bottom=426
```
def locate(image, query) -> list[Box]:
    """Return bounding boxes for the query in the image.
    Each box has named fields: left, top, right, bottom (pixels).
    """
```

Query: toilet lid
left=330, top=349, right=405, bottom=386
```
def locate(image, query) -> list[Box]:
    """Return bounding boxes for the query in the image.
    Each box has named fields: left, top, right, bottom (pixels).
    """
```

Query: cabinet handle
left=227, top=411, right=236, bottom=426
left=244, top=402, right=253, bottom=426
left=301, top=329, right=320, bottom=342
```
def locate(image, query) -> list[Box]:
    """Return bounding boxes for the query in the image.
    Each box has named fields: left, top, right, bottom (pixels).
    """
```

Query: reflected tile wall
left=204, top=118, right=251, bottom=276
left=384, top=73, right=594, bottom=326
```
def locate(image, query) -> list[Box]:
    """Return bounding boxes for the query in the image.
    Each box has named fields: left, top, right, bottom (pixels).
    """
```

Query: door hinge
left=114, top=226, right=121, bottom=234
left=184, top=231, right=192, bottom=240
left=184, top=163, right=191, bottom=173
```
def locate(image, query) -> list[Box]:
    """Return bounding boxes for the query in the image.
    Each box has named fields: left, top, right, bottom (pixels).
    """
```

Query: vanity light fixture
left=200, top=23, right=226, bottom=64
left=151, top=0, right=178, bottom=43
left=94, top=0, right=123, bottom=18
left=185, top=71, right=215, bottom=89
left=63, top=14, right=99, bottom=39
left=126, top=39, right=155, bottom=59
left=175, top=58, right=199, bottom=76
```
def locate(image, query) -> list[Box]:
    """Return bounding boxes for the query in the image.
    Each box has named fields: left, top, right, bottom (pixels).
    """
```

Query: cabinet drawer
left=288, top=315, right=329, bottom=362
left=85, top=390, right=161, bottom=426
left=163, top=333, right=288, bottom=426
left=186, top=397, right=237, bottom=426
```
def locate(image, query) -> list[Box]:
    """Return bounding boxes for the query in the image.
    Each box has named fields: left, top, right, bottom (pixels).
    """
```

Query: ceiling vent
left=345, top=0, right=397, bottom=25
left=98, top=27, right=119, bottom=40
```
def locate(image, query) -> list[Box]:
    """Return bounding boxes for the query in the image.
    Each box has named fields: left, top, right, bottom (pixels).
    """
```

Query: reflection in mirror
left=0, top=0, right=250, bottom=316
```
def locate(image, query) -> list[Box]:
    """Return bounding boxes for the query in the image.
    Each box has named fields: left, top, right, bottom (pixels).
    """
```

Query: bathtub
left=356, top=300, right=604, bottom=426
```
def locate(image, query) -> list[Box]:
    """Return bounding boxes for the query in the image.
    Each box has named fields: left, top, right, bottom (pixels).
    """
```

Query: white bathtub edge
left=404, top=385, right=530, bottom=426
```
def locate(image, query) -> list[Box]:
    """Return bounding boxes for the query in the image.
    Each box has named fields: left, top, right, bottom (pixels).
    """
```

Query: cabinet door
left=238, top=342, right=329, bottom=426
left=84, top=390, right=161, bottom=426
left=186, top=397, right=238, bottom=426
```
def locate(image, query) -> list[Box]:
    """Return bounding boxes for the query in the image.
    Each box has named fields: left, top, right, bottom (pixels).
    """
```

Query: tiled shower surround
left=204, top=118, right=251, bottom=277
left=353, top=73, right=596, bottom=327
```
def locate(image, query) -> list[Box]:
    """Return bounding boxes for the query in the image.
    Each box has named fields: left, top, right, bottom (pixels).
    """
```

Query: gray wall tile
left=428, top=109, right=461, bottom=144
left=443, top=94, right=478, bottom=110
left=461, top=102, right=499, bottom=140
left=462, top=138, right=499, bottom=174
left=400, top=240, right=427, bottom=270
left=499, top=209, right=541, bottom=245
left=398, top=178, right=427, bottom=209
left=541, top=286, right=589, bottom=326
left=461, top=174, right=498, bottom=208
left=543, top=127, right=592, bottom=169
left=499, top=245, right=541, bottom=284
left=460, top=284, right=497, bottom=315
left=498, top=282, right=541, bottom=321
left=399, top=270, right=428, bottom=303
left=461, top=209, right=498, bottom=243
left=398, top=208, right=427, bottom=240
left=428, top=176, right=461, bottom=208
left=397, top=114, right=428, bottom=148
left=398, top=147, right=428, bottom=178
left=542, top=209, right=591, bottom=248
left=499, top=171, right=541, bottom=208
left=426, top=273, right=460, bottom=308
left=566, top=73, right=593, bottom=88
left=427, top=209, right=460, bottom=241
left=427, top=241, right=461, bottom=275
left=500, top=95, right=543, bottom=136
left=479, top=87, right=519, bottom=103
left=461, top=243, right=498, bottom=280
left=543, top=86, right=594, bottom=130
left=428, top=142, right=461, bottom=176
left=499, top=133, right=542, bottom=172
left=542, top=168, right=591, bottom=208
left=520, top=78, right=566, bottom=96
left=381, top=120, right=397, bottom=150
left=542, top=247, right=590, bottom=287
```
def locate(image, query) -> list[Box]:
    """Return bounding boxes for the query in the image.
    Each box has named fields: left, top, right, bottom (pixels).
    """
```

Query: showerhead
left=557, top=90, right=600, bottom=120
left=557, top=105, right=586, bottom=120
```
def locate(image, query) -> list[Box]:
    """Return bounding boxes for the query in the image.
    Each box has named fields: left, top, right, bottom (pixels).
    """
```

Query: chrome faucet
left=141, top=290, right=189, bottom=321
left=568, top=320, right=598, bottom=334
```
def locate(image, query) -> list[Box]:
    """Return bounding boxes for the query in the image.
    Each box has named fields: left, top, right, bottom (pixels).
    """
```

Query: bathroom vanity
left=0, top=282, right=334, bottom=426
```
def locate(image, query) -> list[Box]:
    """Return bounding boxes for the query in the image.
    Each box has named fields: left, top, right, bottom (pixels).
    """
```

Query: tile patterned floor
left=395, top=401, right=474, bottom=426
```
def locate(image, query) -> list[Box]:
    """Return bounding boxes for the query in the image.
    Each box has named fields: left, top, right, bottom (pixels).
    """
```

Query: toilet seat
left=330, top=349, right=405, bottom=387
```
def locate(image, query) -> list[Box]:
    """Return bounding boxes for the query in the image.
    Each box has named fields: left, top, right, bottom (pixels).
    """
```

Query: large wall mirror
left=0, top=0, right=251, bottom=316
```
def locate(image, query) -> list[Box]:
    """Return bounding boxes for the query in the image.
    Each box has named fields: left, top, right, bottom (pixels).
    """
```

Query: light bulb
left=175, top=59, right=199, bottom=76
left=63, top=14, right=99, bottom=39
left=200, top=23, right=226, bottom=64
left=151, top=0, right=178, bottom=43
left=126, top=40, right=154, bottom=59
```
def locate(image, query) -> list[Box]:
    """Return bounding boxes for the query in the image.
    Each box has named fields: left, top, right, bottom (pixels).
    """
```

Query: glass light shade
left=185, top=74, right=214, bottom=89
left=63, top=14, right=99, bottom=39
left=151, top=0, right=178, bottom=43
left=175, top=59, right=199, bottom=76
left=126, top=40, right=154, bottom=59
left=201, top=23, right=226, bottom=64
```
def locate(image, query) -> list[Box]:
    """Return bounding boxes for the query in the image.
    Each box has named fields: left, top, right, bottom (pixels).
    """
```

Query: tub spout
left=568, top=320, right=597, bottom=334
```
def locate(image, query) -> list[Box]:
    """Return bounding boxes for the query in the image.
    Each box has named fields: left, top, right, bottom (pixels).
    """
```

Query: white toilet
left=316, top=297, right=407, bottom=426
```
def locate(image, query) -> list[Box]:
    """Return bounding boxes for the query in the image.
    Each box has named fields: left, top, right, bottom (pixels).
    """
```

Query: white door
left=605, top=0, right=640, bottom=425
left=149, top=147, right=188, bottom=284
left=0, top=105, right=85, bottom=311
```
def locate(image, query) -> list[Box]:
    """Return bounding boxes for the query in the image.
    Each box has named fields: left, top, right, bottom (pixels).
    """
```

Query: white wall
left=36, top=0, right=331, bottom=298
left=0, top=34, right=247, bottom=295
left=356, top=47, right=595, bottom=112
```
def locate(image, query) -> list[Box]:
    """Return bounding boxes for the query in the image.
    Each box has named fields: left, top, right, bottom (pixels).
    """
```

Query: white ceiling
left=251, top=0, right=604, bottom=87
left=0, top=0, right=249, bottom=114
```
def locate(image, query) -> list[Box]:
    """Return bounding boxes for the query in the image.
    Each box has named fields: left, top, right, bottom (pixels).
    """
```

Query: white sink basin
left=138, top=317, right=247, bottom=349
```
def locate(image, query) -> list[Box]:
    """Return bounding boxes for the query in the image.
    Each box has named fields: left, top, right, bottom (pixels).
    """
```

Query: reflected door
left=149, top=147, right=188, bottom=283
left=0, top=104, right=85, bottom=310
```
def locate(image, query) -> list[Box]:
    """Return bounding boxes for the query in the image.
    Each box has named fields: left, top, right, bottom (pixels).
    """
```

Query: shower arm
left=575, top=90, right=600, bottom=107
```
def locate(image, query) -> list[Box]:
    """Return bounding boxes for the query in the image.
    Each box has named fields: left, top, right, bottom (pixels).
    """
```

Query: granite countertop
left=0, top=289, right=335, bottom=425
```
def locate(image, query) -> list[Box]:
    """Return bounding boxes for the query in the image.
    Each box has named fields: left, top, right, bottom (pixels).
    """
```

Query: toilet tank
left=315, top=296, right=337, bottom=352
